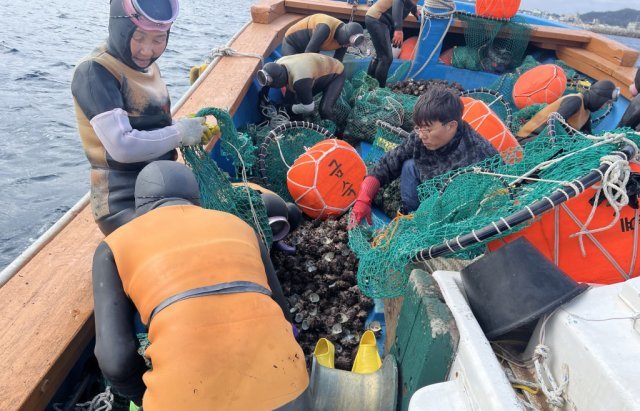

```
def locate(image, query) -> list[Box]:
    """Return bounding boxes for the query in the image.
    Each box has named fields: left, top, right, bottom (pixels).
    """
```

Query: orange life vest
left=105, top=205, right=308, bottom=410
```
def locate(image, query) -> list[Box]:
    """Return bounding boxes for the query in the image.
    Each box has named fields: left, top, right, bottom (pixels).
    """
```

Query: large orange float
left=399, top=36, right=418, bottom=60
left=475, top=0, right=521, bottom=19
left=488, top=164, right=640, bottom=284
left=512, top=64, right=567, bottom=109
left=287, top=139, right=366, bottom=219
left=461, top=96, right=520, bottom=155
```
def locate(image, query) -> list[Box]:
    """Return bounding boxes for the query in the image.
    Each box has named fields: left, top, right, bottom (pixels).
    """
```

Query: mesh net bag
left=452, top=13, right=532, bottom=74
left=343, top=82, right=417, bottom=143
left=256, top=122, right=335, bottom=202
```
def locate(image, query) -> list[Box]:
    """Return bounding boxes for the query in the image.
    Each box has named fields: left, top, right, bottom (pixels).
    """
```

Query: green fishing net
left=349, top=122, right=640, bottom=298
left=252, top=124, right=327, bottom=202
left=452, top=13, right=532, bottom=74
left=181, top=108, right=272, bottom=247
left=342, top=72, right=418, bottom=143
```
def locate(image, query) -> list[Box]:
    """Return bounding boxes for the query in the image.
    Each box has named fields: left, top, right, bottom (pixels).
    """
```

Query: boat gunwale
left=1, top=1, right=638, bottom=409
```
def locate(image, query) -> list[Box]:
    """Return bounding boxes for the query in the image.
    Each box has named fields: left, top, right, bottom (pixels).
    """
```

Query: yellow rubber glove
left=189, top=63, right=209, bottom=85
left=202, top=124, right=221, bottom=145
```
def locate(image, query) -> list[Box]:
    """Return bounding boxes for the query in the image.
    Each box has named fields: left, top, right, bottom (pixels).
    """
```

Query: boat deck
left=0, top=11, right=302, bottom=410
left=0, top=0, right=637, bottom=408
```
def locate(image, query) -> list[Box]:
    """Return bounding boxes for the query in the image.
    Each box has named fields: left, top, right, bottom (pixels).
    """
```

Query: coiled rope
left=206, top=46, right=264, bottom=64
left=404, top=0, right=455, bottom=80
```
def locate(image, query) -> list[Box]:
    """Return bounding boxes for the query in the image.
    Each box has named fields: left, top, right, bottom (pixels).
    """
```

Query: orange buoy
left=399, top=36, right=419, bottom=60
left=513, top=64, right=567, bottom=109
left=461, top=96, right=520, bottom=155
left=287, top=139, right=366, bottom=219
left=488, top=164, right=640, bottom=284
left=475, top=0, right=521, bottom=19
left=439, top=47, right=454, bottom=65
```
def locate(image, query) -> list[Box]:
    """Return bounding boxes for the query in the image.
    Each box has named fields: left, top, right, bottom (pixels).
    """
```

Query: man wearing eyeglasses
left=350, top=86, right=498, bottom=226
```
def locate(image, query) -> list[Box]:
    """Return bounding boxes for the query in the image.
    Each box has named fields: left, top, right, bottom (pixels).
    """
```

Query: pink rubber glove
left=348, top=176, right=381, bottom=229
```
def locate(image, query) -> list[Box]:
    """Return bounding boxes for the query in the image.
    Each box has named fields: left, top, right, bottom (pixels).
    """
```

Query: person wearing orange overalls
left=91, top=161, right=309, bottom=410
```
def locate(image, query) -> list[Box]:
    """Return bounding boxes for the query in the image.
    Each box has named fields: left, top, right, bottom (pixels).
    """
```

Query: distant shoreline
left=582, top=25, right=640, bottom=39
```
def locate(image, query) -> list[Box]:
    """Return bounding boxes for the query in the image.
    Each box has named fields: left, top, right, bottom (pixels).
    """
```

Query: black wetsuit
left=278, top=53, right=346, bottom=121
left=282, top=14, right=348, bottom=61
left=516, top=94, right=592, bottom=144
left=71, top=0, right=175, bottom=235
left=365, top=0, right=418, bottom=87
left=618, top=69, right=640, bottom=131
left=92, top=206, right=305, bottom=408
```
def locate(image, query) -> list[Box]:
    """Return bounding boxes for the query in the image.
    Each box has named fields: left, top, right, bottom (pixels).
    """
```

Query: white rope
left=470, top=167, right=571, bottom=185
left=384, top=96, right=405, bottom=125
left=405, top=0, right=455, bottom=80
left=75, top=386, right=114, bottom=411
left=274, top=134, right=293, bottom=169
left=525, top=205, right=535, bottom=219
left=530, top=313, right=577, bottom=411
left=561, top=203, right=631, bottom=279
left=570, top=153, right=631, bottom=242
left=206, top=46, right=264, bottom=64
left=261, top=104, right=291, bottom=128
left=510, top=113, right=637, bottom=188
left=223, top=140, right=270, bottom=248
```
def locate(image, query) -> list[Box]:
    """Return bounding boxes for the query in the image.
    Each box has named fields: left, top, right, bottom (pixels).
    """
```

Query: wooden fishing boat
left=0, top=0, right=637, bottom=409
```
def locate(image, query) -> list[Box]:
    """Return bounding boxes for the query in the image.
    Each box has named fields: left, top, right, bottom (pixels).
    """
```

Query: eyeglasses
left=414, top=122, right=448, bottom=134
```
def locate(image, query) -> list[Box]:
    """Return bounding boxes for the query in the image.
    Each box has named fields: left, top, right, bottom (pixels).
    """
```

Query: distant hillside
left=579, top=9, right=640, bottom=28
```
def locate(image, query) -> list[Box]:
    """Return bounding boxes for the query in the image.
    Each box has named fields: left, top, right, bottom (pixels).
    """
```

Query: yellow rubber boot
left=351, top=330, right=382, bottom=374
left=313, top=338, right=335, bottom=369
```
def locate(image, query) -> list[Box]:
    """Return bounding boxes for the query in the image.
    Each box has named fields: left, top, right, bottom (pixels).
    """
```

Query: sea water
left=0, top=2, right=638, bottom=271
left=0, top=0, right=253, bottom=270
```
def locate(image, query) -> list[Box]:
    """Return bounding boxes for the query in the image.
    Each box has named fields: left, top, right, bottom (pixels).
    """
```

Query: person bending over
left=92, top=161, right=309, bottom=410
left=282, top=13, right=365, bottom=62
left=517, top=80, right=620, bottom=143
left=365, top=0, right=420, bottom=87
left=71, top=0, right=208, bottom=235
left=257, top=53, right=345, bottom=122
left=350, top=86, right=498, bottom=225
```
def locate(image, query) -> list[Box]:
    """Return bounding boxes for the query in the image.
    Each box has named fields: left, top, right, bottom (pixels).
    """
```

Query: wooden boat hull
left=0, top=0, right=637, bottom=409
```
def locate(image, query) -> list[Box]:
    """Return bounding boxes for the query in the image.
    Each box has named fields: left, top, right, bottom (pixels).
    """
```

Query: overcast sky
left=519, top=0, right=637, bottom=14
